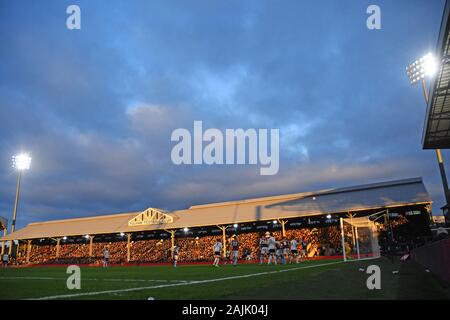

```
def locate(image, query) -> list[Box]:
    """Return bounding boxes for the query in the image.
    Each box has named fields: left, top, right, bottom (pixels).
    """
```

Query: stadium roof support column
left=89, top=236, right=94, bottom=257
left=26, top=239, right=31, bottom=264
left=8, top=239, right=13, bottom=255
left=355, top=227, right=360, bottom=260
left=340, top=218, right=347, bottom=262
left=126, top=233, right=131, bottom=262
left=16, top=241, right=20, bottom=257
left=55, top=238, right=61, bottom=258
left=164, top=229, right=176, bottom=258
left=217, top=225, right=228, bottom=257
left=278, top=219, right=288, bottom=237
left=1, top=229, right=6, bottom=255
left=348, top=212, right=356, bottom=247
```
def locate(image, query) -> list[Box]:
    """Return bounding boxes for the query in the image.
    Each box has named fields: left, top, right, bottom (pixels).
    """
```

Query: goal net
left=340, top=216, right=380, bottom=261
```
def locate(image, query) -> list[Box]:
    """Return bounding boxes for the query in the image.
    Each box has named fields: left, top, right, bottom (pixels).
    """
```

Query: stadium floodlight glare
left=233, top=223, right=238, bottom=228
left=119, top=232, right=125, bottom=237
left=183, top=227, right=189, bottom=232
left=406, top=53, right=438, bottom=85
left=272, top=220, right=278, bottom=224
left=326, top=214, right=332, bottom=219
left=12, top=153, right=32, bottom=171
left=84, top=234, right=90, bottom=239
left=63, top=236, right=67, bottom=240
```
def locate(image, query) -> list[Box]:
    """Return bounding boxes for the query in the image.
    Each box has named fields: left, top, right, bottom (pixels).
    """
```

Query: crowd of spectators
left=10, top=219, right=427, bottom=265
left=10, top=226, right=348, bottom=265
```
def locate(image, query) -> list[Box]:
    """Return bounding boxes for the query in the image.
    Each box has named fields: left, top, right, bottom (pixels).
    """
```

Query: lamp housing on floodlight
left=12, top=153, right=32, bottom=171
left=406, top=53, right=438, bottom=85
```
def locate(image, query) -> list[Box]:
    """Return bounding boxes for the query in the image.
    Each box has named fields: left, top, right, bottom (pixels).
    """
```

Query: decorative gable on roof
left=128, top=208, right=173, bottom=226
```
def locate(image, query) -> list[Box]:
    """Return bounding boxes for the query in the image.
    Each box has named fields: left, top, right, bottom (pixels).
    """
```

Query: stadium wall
left=411, top=238, right=450, bottom=283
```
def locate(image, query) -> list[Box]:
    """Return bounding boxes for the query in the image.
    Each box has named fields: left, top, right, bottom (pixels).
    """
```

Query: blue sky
left=0, top=0, right=447, bottom=228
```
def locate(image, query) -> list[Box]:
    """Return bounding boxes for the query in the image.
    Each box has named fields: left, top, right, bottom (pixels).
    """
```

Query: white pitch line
left=94, top=279, right=189, bottom=283
left=29, top=258, right=377, bottom=300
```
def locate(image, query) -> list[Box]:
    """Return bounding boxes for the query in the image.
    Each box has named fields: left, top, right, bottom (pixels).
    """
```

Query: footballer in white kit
left=259, top=234, right=269, bottom=264
left=290, top=238, right=299, bottom=263
left=213, top=239, right=223, bottom=267
left=267, top=234, right=277, bottom=265
left=103, top=247, right=110, bottom=268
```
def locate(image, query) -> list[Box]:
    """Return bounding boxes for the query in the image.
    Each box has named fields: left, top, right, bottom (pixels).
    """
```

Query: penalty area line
left=29, top=258, right=377, bottom=300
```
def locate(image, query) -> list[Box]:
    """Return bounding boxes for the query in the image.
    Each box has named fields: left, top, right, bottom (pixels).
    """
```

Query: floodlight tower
left=9, top=154, right=32, bottom=254
left=406, top=53, right=450, bottom=206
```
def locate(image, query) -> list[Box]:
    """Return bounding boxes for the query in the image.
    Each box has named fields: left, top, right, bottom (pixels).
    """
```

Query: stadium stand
left=1, top=178, right=434, bottom=266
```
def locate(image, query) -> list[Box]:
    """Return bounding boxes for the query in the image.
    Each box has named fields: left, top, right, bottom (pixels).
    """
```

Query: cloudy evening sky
left=0, top=0, right=447, bottom=229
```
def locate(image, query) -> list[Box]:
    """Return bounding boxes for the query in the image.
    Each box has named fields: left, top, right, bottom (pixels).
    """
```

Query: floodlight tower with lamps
left=9, top=153, right=32, bottom=254
left=406, top=53, right=450, bottom=206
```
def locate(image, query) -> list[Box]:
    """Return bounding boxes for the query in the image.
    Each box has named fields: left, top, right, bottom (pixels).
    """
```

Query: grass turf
left=0, top=258, right=448, bottom=300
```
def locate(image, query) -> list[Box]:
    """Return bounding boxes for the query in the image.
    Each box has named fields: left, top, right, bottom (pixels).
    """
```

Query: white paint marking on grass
left=29, top=258, right=377, bottom=300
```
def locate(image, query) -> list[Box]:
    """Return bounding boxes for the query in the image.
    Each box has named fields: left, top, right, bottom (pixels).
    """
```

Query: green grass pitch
left=0, top=258, right=448, bottom=300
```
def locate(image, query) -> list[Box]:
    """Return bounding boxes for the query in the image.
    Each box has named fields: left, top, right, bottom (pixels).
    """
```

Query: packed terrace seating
left=11, top=218, right=421, bottom=265
left=12, top=226, right=345, bottom=265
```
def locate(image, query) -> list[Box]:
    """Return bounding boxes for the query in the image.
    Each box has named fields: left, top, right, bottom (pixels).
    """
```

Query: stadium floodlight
left=119, top=232, right=125, bottom=237
left=272, top=220, right=278, bottom=224
left=63, top=236, right=67, bottom=240
left=406, top=53, right=438, bottom=85
left=84, top=234, right=90, bottom=239
left=406, top=53, right=450, bottom=208
left=183, top=227, right=189, bottom=232
left=8, top=153, right=32, bottom=255
left=326, top=214, right=332, bottom=219
left=12, top=153, right=32, bottom=171
left=233, top=223, right=238, bottom=228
